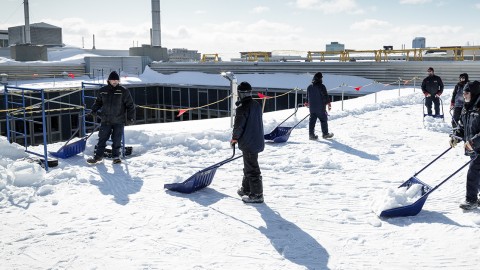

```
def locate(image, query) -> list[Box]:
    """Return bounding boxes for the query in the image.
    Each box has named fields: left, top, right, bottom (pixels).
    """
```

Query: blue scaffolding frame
left=4, top=85, right=50, bottom=170
left=81, top=82, right=103, bottom=137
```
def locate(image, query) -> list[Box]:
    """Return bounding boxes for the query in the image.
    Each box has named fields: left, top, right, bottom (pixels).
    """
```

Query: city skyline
left=1, top=0, right=479, bottom=60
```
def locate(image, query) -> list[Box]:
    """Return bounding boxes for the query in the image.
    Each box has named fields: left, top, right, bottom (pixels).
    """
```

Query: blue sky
left=2, top=0, right=479, bottom=60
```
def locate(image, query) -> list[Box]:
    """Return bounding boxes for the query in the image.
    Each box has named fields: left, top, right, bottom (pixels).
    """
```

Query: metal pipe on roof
left=24, top=0, right=31, bottom=44
left=151, top=0, right=161, bottom=47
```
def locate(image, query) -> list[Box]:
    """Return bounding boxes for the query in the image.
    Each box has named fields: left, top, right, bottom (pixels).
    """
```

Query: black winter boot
left=322, top=133, right=334, bottom=139
left=237, top=187, right=249, bottom=197
left=243, top=176, right=264, bottom=203
left=459, top=200, right=478, bottom=210
left=242, top=194, right=264, bottom=203
left=87, top=156, right=103, bottom=164
left=237, top=176, right=250, bottom=197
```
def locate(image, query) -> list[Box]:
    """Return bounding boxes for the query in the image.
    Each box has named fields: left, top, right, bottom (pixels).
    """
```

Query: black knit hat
left=108, top=71, right=120, bottom=81
left=427, top=67, right=434, bottom=72
left=238, top=81, right=252, bottom=92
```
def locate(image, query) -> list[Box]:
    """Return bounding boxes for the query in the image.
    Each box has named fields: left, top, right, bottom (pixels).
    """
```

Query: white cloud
left=161, top=20, right=308, bottom=60
left=194, top=10, right=206, bottom=14
left=296, top=0, right=320, bottom=9
left=294, top=0, right=363, bottom=14
left=245, top=20, right=303, bottom=34
left=394, top=24, right=462, bottom=36
left=399, top=0, right=432, bottom=4
left=350, top=19, right=391, bottom=31
left=43, top=18, right=151, bottom=49
left=251, top=6, right=270, bottom=14
left=476, top=3, right=480, bottom=9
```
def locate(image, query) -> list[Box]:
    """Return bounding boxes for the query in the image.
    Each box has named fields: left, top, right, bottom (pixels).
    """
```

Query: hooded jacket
left=456, top=81, right=480, bottom=155
left=451, top=81, right=468, bottom=108
left=451, top=74, right=469, bottom=108
left=232, top=96, right=265, bottom=154
left=307, top=80, right=330, bottom=113
left=91, top=83, right=136, bottom=125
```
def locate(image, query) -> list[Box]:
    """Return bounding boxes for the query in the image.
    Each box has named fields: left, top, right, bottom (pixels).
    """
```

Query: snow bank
left=0, top=137, right=45, bottom=207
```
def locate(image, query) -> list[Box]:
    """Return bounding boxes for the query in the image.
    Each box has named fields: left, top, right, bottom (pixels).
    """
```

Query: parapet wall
left=150, top=61, right=479, bottom=86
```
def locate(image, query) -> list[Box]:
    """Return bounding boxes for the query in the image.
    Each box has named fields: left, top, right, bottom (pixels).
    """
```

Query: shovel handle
left=84, top=125, right=101, bottom=141
left=414, top=147, right=452, bottom=176
left=202, top=145, right=242, bottom=171
left=427, top=155, right=477, bottom=195
left=291, top=113, right=310, bottom=129
left=230, top=144, right=236, bottom=158
left=57, top=115, right=83, bottom=151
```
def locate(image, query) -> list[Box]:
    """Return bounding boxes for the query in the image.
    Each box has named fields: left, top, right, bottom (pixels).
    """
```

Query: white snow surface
left=1, top=82, right=480, bottom=269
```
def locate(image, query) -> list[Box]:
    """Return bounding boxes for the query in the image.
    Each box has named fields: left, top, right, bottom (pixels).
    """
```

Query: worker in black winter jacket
left=450, top=73, right=469, bottom=128
left=421, top=67, right=444, bottom=116
left=306, top=72, right=333, bottom=140
left=231, top=81, right=265, bottom=203
left=450, top=80, right=480, bottom=210
left=87, top=71, right=136, bottom=164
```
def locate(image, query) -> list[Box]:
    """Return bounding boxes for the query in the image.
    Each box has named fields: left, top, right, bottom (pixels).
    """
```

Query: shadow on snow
left=169, top=188, right=331, bottom=270
left=90, top=163, right=143, bottom=205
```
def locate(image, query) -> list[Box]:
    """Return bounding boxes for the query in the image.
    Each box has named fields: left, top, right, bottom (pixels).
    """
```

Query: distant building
left=168, top=48, right=201, bottom=62
left=0, top=30, right=8, bottom=47
left=412, top=37, right=426, bottom=48
left=8, top=22, right=62, bottom=47
left=326, top=42, right=345, bottom=52
left=239, top=51, right=271, bottom=62
left=129, top=44, right=168, bottom=62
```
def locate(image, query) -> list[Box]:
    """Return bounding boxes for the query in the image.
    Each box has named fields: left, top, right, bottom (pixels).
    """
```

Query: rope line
left=2, top=76, right=420, bottom=115
left=137, top=94, right=233, bottom=112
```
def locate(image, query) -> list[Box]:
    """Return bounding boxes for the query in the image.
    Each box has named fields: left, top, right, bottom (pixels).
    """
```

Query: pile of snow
left=371, top=183, right=424, bottom=216
left=0, top=137, right=47, bottom=205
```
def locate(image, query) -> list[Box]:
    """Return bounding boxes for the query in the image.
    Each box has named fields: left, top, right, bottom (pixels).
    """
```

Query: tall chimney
left=151, top=0, right=161, bottom=47
left=92, top=34, right=96, bottom=49
left=24, top=0, right=31, bottom=44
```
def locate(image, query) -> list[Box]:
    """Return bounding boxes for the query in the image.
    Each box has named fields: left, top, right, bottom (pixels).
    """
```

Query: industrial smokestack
left=24, top=0, right=31, bottom=44
left=92, top=34, right=96, bottom=50
left=151, top=0, right=161, bottom=47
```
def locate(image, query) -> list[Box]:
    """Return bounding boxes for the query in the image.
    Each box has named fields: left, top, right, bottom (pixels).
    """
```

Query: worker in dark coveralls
left=231, top=82, right=265, bottom=203
left=306, top=72, right=333, bottom=140
left=450, top=81, right=480, bottom=210
left=422, top=67, right=444, bottom=116
left=87, top=71, right=135, bottom=164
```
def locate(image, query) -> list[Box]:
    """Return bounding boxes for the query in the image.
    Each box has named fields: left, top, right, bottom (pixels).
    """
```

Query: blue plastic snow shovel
left=49, top=125, right=100, bottom=159
left=264, top=106, right=310, bottom=143
left=164, top=146, right=243, bottom=194
left=380, top=147, right=474, bottom=218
